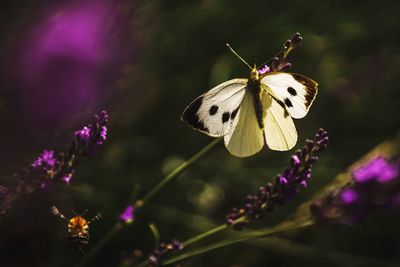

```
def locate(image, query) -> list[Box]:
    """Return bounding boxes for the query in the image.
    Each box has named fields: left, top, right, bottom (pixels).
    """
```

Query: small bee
left=51, top=205, right=101, bottom=252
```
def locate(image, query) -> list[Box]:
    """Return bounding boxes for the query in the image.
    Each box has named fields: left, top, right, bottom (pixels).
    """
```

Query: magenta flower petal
left=120, top=205, right=135, bottom=223
left=341, top=189, right=359, bottom=204
left=353, top=157, right=398, bottom=183
left=32, top=150, right=56, bottom=167
left=258, top=65, right=270, bottom=74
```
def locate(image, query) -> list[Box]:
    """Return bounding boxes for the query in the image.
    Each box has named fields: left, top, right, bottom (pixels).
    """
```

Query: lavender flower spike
left=31, top=150, right=56, bottom=168
left=226, top=128, right=329, bottom=230
left=72, top=110, right=109, bottom=155
left=148, top=239, right=183, bottom=266
left=74, top=126, right=91, bottom=141
left=311, top=156, right=400, bottom=225
left=0, top=111, right=109, bottom=215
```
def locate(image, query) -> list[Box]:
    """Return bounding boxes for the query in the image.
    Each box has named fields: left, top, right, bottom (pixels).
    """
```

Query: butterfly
left=51, top=205, right=101, bottom=252
left=181, top=44, right=318, bottom=157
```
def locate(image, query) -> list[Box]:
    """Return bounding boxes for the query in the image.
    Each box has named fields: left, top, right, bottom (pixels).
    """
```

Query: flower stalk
left=0, top=111, right=108, bottom=215
left=77, top=138, right=222, bottom=267
left=226, top=129, right=328, bottom=229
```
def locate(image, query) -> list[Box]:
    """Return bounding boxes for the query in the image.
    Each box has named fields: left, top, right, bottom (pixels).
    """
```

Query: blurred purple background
left=1, top=0, right=133, bottom=169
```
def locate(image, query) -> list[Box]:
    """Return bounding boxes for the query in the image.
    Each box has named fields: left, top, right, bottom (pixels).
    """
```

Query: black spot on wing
left=284, top=109, right=289, bottom=118
left=230, top=106, right=240, bottom=120
left=222, top=112, right=230, bottom=123
left=181, top=96, right=209, bottom=133
left=272, top=97, right=290, bottom=118
left=275, top=99, right=285, bottom=109
left=284, top=98, right=293, bottom=108
left=291, top=73, right=318, bottom=108
left=209, top=105, right=218, bottom=116
left=287, top=87, right=297, bottom=96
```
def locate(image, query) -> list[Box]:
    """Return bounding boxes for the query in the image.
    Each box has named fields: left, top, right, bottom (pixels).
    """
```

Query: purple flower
left=340, top=189, right=359, bottom=204
left=62, top=172, right=73, bottom=185
left=148, top=239, right=183, bottom=266
left=74, top=126, right=91, bottom=141
left=119, top=205, right=135, bottom=223
left=353, top=156, right=398, bottom=183
left=73, top=111, right=109, bottom=155
left=258, top=65, right=270, bottom=74
left=100, top=126, right=107, bottom=141
left=278, top=175, right=288, bottom=185
left=310, top=156, right=400, bottom=225
left=31, top=150, right=56, bottom=168
left=291, top=155, right=301, bottom=167
left=226, top=128, right=329, bottom=230
left=1, top=111, right=109, bottom=215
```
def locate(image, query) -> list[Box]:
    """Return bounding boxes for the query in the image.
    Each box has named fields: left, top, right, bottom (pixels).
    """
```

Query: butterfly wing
left=261, top=72, right=318, bottom=119
left=261, top=92, right=297, bottom=151
left=181, top=79, right=247, bottom=137
left=224, top=92, right=265, bottom=157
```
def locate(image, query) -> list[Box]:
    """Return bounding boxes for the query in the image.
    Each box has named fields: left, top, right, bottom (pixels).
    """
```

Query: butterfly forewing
left=224, top=92, right=264, bottom=157
left=261, top=72, right=318, bottom=119
left=181, top=79, right=247, bottom=137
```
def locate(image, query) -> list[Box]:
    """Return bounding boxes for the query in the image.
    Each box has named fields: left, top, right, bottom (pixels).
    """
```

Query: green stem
left=163, top=219, right=314, bottom=265
left=181, top=216, right=247, bottom=247
left=127, top=218, right=243, bottom=267
left=75, top=138, right=221, bottom=267
left=133, top=216, right=311, bottom=267
left=141, top=138, right=221, bottom=205
left=149, top=223, right=160, bottom=248
left=182, top=223, right=228, bottom=247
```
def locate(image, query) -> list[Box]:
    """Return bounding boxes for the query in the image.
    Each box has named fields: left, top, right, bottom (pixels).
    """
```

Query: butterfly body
left=246, top=67, right=264, bottom=129
left=182, top=64, right=318, bottom=157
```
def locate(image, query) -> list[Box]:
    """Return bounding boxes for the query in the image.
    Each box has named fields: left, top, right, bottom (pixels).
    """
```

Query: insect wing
left=224, top=92, right=265, bottom=157
left=262, top=93, right=297, bottom=151
left=51, top=205, right=67, bottom=220
left=261, top=72, right=317, bottom=119
left=181, top=79, right=247, bottom=137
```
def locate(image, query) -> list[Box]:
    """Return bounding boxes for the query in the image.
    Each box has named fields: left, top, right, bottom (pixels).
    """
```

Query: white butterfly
left=181, top=46, right=318, bottom=157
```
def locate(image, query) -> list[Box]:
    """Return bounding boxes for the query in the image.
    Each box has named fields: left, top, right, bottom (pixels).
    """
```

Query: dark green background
left=1, top=0, right=399, bottom=266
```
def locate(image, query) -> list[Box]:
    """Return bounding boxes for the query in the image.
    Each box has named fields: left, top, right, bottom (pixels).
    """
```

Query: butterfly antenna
left=226, top=43, right=252, bottom=70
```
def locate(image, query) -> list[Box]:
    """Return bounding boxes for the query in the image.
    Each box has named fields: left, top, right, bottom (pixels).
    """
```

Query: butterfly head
left=250, top=64, right=259, bottom=81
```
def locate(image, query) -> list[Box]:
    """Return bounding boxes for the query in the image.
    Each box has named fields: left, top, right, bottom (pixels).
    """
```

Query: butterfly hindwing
left=261, top=72, right=318, bottom=119
left=181, top=79, right=247, bottom=137
left=224, top=92, right=264, bottom=157
left=262, top=92, right=298, bottom=151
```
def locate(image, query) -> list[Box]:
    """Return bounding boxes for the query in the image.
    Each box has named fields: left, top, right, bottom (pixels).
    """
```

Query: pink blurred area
left=11, top=0, right=130, bottom=123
